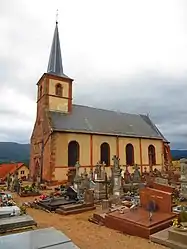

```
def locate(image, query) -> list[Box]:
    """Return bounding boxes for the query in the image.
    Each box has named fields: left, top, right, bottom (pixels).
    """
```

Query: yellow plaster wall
left=141, top=138, right=163, bottom=165
left=49, top=79, right=69, bottom=97
left=118, top=137, right=140, bottom=165
left=17, top=165, right=29, bottom=179
left=53, top=131, right=164, bottom=181
left=48, top=97, right=68, bottom=112
left=92, top=135, right=116, bottom=165
left=55, top=132, right=90, bottom=166
left=48, top=78, right=70, bottom=112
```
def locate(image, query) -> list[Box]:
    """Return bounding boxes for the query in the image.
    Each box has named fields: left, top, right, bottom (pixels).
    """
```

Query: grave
left=56, top=189, right=96, bottom=215
left=38, top=196, right=77, bottom=211
left=112, top=156, right=123, bottom=196
left=94, top=162, right=107, bottom=200
left=150, top=227, right=187, bottom=249
left=105, top=208, right=176, bottom=239
left=0, top=227, right=80, bottom=249
left=0, top=214, right=37, bottom=233
left=0, top=206, right=20, bottom=216
left=95, top=187, right=177, bottom=239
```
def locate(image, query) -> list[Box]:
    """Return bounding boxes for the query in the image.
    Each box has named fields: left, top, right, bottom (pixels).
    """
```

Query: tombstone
left=89, top=168, right=94, bottom=181
left=101, top=162, right=106, bottom=180
left=73, top=161, right=82, bottom=199
left=94, top=178, right=107, bottom=200
left=83, top=189, right=94, bottom=204
left=94, top=162, right=100, bottom=180
left=124, top=166, right=131, bottom=184
left=132, top=164, right=141, bottom=183
left=112, top=155, right=123, bottom=196
left=94, top=163, right=107, bottom=200
left=180, top=158, right=187, bottom=199
left=155, top=177, right=168, bottom=185
left=80, top=172, right=90, bottom=190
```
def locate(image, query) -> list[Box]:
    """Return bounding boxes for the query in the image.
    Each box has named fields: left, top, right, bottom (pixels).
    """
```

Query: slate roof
left=47, top=22, right=70, bottom=79
left=49, top=105, right=168, bottom=141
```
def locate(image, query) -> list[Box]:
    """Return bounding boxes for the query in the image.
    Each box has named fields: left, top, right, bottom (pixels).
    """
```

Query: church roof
left=47, top=22, right=70, bottom=78
left=49, top=105, right=168, bottom=141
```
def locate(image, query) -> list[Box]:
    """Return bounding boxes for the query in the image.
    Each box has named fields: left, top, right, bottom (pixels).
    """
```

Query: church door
left=100, top=142, right=110, bottom=166
left=68, top=141, right=80, bottom=166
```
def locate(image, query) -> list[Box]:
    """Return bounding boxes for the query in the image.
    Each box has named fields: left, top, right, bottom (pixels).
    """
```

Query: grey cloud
left=75, top=73, right=187, bottom=149
left=0, top=1, right=187, bottom=150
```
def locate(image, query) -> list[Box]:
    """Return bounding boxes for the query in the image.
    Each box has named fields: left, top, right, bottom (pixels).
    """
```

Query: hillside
left=0, top=142, right=186, bottom=165
left=0, top=142, right=30, bottom=165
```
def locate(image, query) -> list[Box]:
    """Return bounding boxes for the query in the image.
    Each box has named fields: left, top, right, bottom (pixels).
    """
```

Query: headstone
left=112, top=155, right=122, bottom=196
left=180, top=158, right=187, bottom=199
left=83, top=189, right=94, bottom=204
left=101, top=199, right=111, bottom=211
left=155, top=177, right=168, bottom=185
left=73, top=161, right=81, bottom=199
left=94, top=178, right=107, bottom=200
left=132, top=164, right=141, bottom=183
left=94, top=162, right=100, bottom=180
left=124, top=166, right=131, bottom=184
left=89, top=168, right=94, bottom=181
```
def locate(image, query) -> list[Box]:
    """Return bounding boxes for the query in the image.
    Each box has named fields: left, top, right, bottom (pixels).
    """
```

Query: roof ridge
left=72, top=104, right=142, bottom=116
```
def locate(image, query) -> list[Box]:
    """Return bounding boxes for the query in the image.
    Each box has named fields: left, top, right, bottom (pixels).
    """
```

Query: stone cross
left=132, top=164, right=141, bottom=183
left=112, top=155, right=120, bottom=171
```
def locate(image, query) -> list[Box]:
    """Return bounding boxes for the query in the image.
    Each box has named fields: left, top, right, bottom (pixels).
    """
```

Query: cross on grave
left=132, top=164, right=141, bottom=183
left=124, top=165, right=131, bottom=184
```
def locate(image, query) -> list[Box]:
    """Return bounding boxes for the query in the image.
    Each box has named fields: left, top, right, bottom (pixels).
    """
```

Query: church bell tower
left=37, top=20, right=73, bottom=115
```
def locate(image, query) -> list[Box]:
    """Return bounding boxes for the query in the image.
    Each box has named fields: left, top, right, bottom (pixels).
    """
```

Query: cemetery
left=0, top=157, right=187, bottom=249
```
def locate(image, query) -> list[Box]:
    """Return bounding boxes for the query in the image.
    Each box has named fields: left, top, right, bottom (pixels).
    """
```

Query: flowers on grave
left=21, top=184, right=39, bottom=194
left=180, top=208, right=187, bottom=222
left=20, top=205, right=27, bottom=215
left=172, top=218, right=181, bottom=228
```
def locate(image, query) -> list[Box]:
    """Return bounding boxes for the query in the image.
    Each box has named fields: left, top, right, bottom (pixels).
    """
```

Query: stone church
left=29, top=21, right=171, bottom=183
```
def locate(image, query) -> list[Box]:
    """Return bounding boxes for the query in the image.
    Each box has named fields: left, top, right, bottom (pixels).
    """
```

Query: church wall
left=48, top=97, right=68, bottom=112
left=92, top=135, right=116, bottom=165
left=52, top=131, right=164, bottom=181
left=48, top=78, right=70, bottom=112
left=55, top=132, right=90, bottom=166
left=49, top=79, right=69, bottom=97
left=118, top=137, right=140, bottom=165
left=141, top=138, right=163, bottom=166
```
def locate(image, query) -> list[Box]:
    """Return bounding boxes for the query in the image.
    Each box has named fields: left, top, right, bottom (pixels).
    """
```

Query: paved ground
left=12, top=194, right=167, bottom=249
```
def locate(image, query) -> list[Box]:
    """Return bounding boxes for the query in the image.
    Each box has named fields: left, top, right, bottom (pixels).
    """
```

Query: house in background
left=0, top=163, right=29, bottom=182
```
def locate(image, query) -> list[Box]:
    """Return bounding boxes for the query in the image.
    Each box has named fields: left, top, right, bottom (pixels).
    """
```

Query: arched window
left=68, top=141, right=80, bottom=167
left=100, top=142, right=110, bottom=166
left=39, top=85, right=42, bottom=98
left=148, top=145, right=156, bottom=166
left=126, top=143, right=134, bottom=166
left=55, top=83, right=62, bottom=97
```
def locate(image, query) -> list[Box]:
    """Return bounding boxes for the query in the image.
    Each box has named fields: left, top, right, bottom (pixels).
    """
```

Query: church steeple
left=47, top=21, right=65, bottom=77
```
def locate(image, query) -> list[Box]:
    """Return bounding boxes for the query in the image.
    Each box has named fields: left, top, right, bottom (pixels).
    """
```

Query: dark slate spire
left=47, top=21, right=66, bottom=77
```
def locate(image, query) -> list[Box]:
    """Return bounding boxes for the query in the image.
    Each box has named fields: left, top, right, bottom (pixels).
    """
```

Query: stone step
left=150, top=228, right=187, bottom=249
left=56, top=206, right=96, bottom=215
left=168, top=228, right=187, bottom=244
left=58, top=203, right=94, bottom=212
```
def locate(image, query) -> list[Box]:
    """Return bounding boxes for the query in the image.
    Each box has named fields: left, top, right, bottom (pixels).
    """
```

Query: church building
left=29, top=21, right=171, bottom=183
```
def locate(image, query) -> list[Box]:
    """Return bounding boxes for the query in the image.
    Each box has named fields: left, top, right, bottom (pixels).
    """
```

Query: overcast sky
left=0, top=0, right=187, bottom=149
